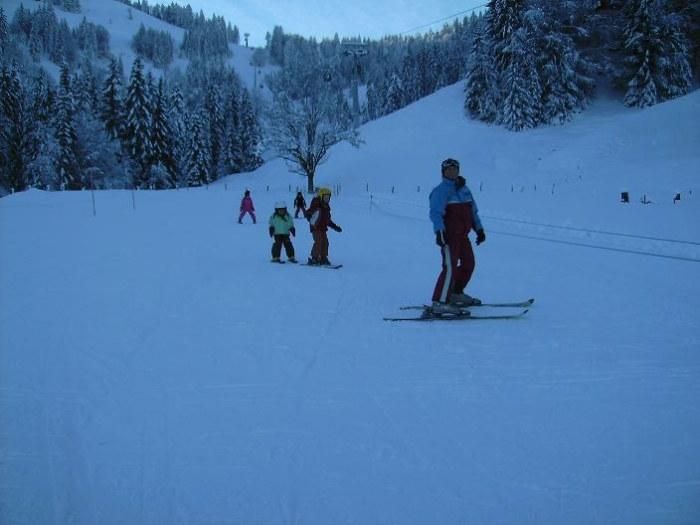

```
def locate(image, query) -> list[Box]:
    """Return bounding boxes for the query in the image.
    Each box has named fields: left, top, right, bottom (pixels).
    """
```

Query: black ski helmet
left=441, top=158, right=460, bottom=173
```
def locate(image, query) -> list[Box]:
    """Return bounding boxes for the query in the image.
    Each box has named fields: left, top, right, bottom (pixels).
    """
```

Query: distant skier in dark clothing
left=238, top=190, right=256, bottom=224
left=293, top=191, right=307, bottom=218
left=429, top=158, right=486, bottom=314
left=305, top=187, right=342, bottom=265
left=269, top=201, right=297, bottom=263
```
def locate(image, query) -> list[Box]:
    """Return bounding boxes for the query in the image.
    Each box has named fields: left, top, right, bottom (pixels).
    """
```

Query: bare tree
left=267, top=73, right=360, bottom=192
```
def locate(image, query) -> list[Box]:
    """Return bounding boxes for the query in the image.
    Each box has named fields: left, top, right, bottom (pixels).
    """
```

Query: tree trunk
left=306, top=169, right=315, bottom=193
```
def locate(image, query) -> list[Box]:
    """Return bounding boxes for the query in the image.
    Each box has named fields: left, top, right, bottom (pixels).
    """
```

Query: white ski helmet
left=274, top=201, right=287, bottom=209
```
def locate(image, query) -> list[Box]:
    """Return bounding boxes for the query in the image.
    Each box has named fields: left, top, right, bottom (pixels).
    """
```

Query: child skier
left=269, top=201, right=297, bottom=263
left=238, top=190, right=256, bottom=224
left=293, top=191, right=307, bottom=218
left=305, top=187, right=342, bottom=265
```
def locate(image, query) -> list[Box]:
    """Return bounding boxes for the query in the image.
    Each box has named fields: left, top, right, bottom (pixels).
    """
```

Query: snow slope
left=2, top=0, right=274, bottom=92
left=1, top=84, right=699, bottom=525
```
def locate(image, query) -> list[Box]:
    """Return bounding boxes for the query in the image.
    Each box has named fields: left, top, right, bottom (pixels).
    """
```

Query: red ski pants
left=310, top=229, right=329, bottom=261
left=432, top=236, right=475, bottom=303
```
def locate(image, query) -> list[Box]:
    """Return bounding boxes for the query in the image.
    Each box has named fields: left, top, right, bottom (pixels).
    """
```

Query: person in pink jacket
left=238, top=190, right=256, bottom=224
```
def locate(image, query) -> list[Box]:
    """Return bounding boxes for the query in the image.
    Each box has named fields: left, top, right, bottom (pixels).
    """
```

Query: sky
left=173, top=0, right=487, bottom=47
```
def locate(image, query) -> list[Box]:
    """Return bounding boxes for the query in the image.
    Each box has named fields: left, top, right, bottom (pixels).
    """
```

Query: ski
left=383, top=309, right=529, bottom=322
left=270, top=260, right=286, bottom=264
left=301, top=263, right=343, bottom=270
left=400, top=298, right=534, bottom=310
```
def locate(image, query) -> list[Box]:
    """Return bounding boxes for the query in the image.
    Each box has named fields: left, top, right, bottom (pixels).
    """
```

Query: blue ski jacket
left=429, top=177, right=483, bottom=236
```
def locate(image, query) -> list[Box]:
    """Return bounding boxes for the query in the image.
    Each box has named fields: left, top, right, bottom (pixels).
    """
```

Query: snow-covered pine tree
left=0, top=65, right=36, bottom=192
left=487, top=0, right=526, bottom=75
left=528, top=3, right=593, bottom=124
left=365, top=81, right=382, bottom=121
left=268, top=26, right=286, bottom=66
left=676, top=0, right=700, bottom=78
left=0, top=66, right=9, bottom=192
left=10, top=5, right=32, bottom=42
left=62, top=0, right=82, bottom=14
left=168, top=86, right=188, bottom=186
left=419, top=44, right=439, bottom=97
left=55, top=19, right=77, bottom=65
left=221, top=88, right=242, bottom=174
left=400, top=51, right=419, bottom=105
left=656, top=10, right=693, bottom=100
left=30, top=70, right=54, bottom=125
left=101, top=57, right=124, bottom=140
left=123, top=57, right=151, bottom=187
left=154, top=30, right=174, bottom=68
left=623, top=0, right=663, bottom=107
left=74, top=60, right=100, bottom=113
left=75, top=17, right=98, bottom=59
left=0, top=7, right=8, bottom=57
left=74, top=102, right=122, bottom=190
left=483, top=0, right=528, bottom=122
left=437, top=37, right=462, bottom=89
left=117, top=56, right=126, bottom=85
left=25, top=4, right=56, bottom=60
left=185, top=109, right=211, bottom=186
left=624, top=49, right=658, bottom=106
left=0, top=64, right=13, bottom=119
left=54, top=63, right=81, bottom=189
left=464, top=26, right=499, bottom=122
left=180, top=16, right=231, bottom=61
left=29, top=23, right=42, bottom=61
left=27, top=128, right=59, bottom=191
left=621, top=0, right=691, bottom=107
left=500, top=27, right=542, bottom=131
left=132, top=24, right=174, bottom=68
left=27, top=71, right=58, bottom=189
left=95, top=24, right=110, bottom=59
left=204, top=84, right=224, bottom=181
left=383, top=72, right=405, bottom=115
left=237, top=88, right=263, bottom=172
left=145, top=71, right=157, bottom=108
left=148, top=78, right=177, bottom=188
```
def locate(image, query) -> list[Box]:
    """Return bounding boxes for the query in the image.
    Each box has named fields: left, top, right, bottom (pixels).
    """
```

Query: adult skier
left=429, top=158, right=486, bottom=314
left=305, top=187, right=342, bottom=265
left=269, top=201, right=297, bottom=263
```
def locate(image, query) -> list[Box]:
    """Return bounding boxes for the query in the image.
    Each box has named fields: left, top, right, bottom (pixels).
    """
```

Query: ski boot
left=449, top=292, right=481, bottom=306
left=430, top=301, right=463, bottom=315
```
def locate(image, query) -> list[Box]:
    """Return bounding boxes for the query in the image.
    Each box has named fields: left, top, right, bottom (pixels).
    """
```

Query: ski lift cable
left=398, top=3, right=489, bottom=35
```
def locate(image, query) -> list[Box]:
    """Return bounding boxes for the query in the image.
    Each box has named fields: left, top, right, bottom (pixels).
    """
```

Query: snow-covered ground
left=2, top=0, right=275, bottom=93
left=1, top=83, right=699, bottom=524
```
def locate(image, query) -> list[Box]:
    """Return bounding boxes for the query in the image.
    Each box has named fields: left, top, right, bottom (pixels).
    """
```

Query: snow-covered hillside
left=1, top=83, right=699, bottom=525
left=2, top=0, right=273, bottom=92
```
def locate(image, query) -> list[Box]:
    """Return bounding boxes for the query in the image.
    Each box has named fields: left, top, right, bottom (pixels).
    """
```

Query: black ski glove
left=476, top=229, right=486, bottom=246
left=331, top=224, right=342, bottom=232
left=269, top=226, right=274, bottom=238
left=436, top=230, right=447, bottom=247
left=290, top=227, right=296, bottom=237
left=455, top=175, right=466, bottom=189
